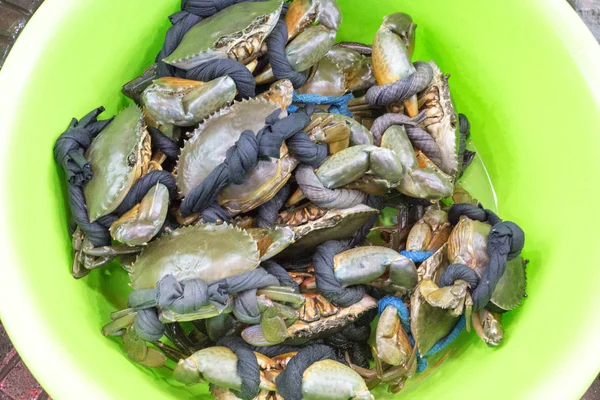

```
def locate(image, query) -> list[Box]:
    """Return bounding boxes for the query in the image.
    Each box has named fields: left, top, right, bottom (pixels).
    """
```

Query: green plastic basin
left=1, top=0, right=600, bottom=398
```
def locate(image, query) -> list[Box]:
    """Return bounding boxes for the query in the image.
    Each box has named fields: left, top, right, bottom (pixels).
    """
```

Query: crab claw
left=142, top=76, right=237, bottom=127
left=375, top=305, right=412, bottom=367
left=372, top=13, right=418, bottom=116
left=333, top=246, right=418, bottom=292
left=109, top=183, right=170, bottom=246
left=255, top=25, right=337, bottom=84
left=285, top=0, right=342, bottom=40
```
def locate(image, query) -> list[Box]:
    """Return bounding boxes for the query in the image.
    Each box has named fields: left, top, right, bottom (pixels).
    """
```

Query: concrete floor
left=0, top=0, right=599, bottom=399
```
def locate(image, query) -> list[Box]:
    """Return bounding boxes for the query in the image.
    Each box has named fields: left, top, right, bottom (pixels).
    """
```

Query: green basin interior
left=1, top=0, right=600, bottom=399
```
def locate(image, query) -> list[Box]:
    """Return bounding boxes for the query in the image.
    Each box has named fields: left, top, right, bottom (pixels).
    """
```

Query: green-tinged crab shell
left=176, top=98, right=285, bottom=196
left=417, top=61, right=461, bottom=177
left=176, top=95, right=298, bottom=214
left=129, top=224, right=259, bottom=289
left=164, top=0, right=283, bottom=70
left=84, top=106, right=145, bottom=221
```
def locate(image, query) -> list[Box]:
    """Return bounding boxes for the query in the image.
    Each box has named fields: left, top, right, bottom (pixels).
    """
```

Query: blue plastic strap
left=378, top=296, right=466, bottom=373
left=400, top=250, right=434, bottom=263
left=287, top=92, right=354, bottom=117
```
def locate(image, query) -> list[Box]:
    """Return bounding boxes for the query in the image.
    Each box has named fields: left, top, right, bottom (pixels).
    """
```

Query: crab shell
left=489, top=255, right=527, bottom=313
left=164, top=0, right=283, bottom=69
left=84, top=106, right=148, bottom=222
left=276, top=204, right=379, bottom=259
left=176, top=81, right=294, bottom=215
left=417, top=61, right=461, bottom=178
left=128, top=224, right=293, bottom=290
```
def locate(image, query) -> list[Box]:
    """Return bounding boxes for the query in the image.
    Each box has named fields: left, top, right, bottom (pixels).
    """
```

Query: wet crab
left=72, top=107, right=171, bottom=276
left=164, top=0, right=284, bottom=70
left=276, top=203, right=379, bottom=259
left=255, top=0, right=341, bottom=85
left=101, top=224, right=305, bottom=346
left=176, top=80, right=352, bottom=218
left=176, top=347, right=373, bottom=400
left=417, top=61, right=461, bottom=178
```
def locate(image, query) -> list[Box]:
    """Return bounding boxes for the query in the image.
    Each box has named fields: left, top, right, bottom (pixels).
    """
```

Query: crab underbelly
left=219, top=154, right=299, bottom=214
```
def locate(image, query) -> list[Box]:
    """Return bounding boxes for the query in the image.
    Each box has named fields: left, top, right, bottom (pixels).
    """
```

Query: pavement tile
left=0, top=360, right=43, bottom=400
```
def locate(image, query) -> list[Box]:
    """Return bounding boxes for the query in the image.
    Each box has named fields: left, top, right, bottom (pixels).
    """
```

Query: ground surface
left=0, top=0, right=599, bottom=398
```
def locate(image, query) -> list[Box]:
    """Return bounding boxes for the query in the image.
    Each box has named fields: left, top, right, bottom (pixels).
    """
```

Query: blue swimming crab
left=164, top=0, right=284, bottom=69
left=176, top=347, right=374, bottom=400
left=176, top=80, right=352, bottom=218
left=255, top=0, right=341, bottom=85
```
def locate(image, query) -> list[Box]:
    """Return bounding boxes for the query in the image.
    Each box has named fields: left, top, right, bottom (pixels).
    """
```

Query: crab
left=176, top=80, right=352, bottom=218
left=241, top=294, right=377, bottom=346
left=255, top=0, right=341, bottom=85
left=72, top=106, right=171, bottom=276
left=301, top=123, right=453, bottom=201
left=276, top=203, right=379, bottom=259
left=417, top=61, right=461, bottom=178
left=296, top=47, right=376, bottom=97
left=412, top=217, right=527, bottom=348
left=164, top=0, right=283, bottom=70
left=175, top=346, right=374, bottom=400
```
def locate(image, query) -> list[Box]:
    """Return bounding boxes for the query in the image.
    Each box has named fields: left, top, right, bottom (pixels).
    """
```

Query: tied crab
left=417, top=61, right=462, bottom=178
left=72, top=106, right=171, bottom=277
left=176, top=347, right=374, bottom=400
left=101, top=224, right=306, bottom=354
left=255, top=0, right=341, bottom=85
left=164, top=0, right=283, bottom=70
left=176, top=80, right=352, bottom=219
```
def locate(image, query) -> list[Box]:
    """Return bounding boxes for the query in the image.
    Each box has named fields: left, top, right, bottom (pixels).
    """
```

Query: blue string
left=287, top=92, right=354, bottom=117
left=400, top=250, right=434, bottom=263
left=378, top=296, right=466, bottom=373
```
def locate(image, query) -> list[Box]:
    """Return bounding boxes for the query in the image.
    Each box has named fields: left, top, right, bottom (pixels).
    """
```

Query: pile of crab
left=54, top=1, right=527, bottom=399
